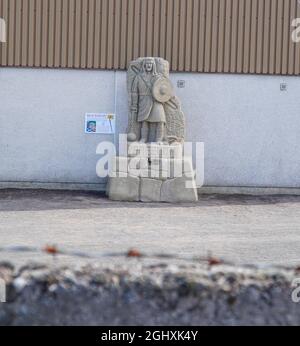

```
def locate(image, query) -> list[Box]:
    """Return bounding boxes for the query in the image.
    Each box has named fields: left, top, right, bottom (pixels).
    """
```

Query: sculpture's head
left=143, top=58, right=157, bottom=74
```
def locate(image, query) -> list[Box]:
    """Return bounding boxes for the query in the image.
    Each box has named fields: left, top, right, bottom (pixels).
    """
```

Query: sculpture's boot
left=140, top=122, right=149, bottom=143
left=156, top=123, right=165, bottom=143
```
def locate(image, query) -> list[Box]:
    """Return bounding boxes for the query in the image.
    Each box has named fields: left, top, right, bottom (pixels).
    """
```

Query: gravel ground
left=0, top=189, right=300, bottom=268
left=0, top=261, right=299, bottom=326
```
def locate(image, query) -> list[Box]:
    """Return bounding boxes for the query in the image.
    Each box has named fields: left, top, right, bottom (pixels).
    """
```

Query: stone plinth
left=107, top=144, right=198, bottom=203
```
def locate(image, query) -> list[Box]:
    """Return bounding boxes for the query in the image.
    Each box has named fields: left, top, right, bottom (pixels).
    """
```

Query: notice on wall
left=85, top=113, right=116, bottom=134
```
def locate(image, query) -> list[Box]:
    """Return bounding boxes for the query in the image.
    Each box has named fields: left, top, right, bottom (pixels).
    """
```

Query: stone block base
left=107, top=176, right=140, bottom=202
left=107, top=176, right=198, bottom=203
left=107, top=156, right=198, bottom=203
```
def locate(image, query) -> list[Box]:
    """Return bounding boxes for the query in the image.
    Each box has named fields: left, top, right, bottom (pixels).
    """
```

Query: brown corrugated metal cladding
left=0, top=0, right=300, bottom=75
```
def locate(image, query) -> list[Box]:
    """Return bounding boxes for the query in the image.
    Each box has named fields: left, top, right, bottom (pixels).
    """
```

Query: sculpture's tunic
left=131, top=74, right=166, bottom=124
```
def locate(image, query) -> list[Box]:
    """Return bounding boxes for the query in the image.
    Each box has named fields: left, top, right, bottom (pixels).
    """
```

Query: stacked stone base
left=107, top=144, right=198, bottom=203
left=107, top=173, right=198, bottom=203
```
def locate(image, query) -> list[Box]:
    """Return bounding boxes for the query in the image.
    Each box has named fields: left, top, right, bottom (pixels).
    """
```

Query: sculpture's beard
left=144, top=66, right=154, bottom=74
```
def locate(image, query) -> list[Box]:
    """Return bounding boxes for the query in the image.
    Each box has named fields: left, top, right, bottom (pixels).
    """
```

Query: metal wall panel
left=0, top=0, right=300, bottom=75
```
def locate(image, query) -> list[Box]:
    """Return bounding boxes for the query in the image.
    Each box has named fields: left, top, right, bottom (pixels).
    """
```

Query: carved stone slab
left=107, top=57, right=197, bottom=203
left=127, top=57, right=185, bottom=144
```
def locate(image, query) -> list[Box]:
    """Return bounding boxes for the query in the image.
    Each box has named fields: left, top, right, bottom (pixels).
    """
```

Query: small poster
left=85, top=113, right=116, bottom=134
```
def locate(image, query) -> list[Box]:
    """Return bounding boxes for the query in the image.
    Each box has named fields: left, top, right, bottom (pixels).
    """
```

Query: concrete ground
left=0, top=189, right=300, bottom=268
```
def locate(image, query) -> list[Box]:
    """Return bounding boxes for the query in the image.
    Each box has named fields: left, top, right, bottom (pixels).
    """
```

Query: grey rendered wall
left=117, top=71, right=300, bottom=188
left=0, top=68, right=116, bottom=185
left=1, top=67, right=300, bottom=188
left=174, top=73, right=300, bottom=188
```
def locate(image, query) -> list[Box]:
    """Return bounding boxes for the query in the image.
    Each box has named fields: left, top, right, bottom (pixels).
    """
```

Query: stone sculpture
left=127, top=57, right=185, bottom=144
left=107, top=57, right=198, bottom=203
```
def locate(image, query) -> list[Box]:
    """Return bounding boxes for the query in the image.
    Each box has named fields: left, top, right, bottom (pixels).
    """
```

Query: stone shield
left=152, top=77, right=174, bottom=103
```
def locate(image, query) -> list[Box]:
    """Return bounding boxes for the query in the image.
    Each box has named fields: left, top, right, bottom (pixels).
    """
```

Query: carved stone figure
left=106, top=57, right=198, bottom=203
left=127, top=57, right=185, bottom=144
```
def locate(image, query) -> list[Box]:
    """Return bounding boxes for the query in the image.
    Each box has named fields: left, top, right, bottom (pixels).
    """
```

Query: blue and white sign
left=85, top=113, right=116, bottom=134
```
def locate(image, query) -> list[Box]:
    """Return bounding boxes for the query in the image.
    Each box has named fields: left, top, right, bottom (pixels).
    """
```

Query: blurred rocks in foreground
left=0, top=261, right=299, bottom=326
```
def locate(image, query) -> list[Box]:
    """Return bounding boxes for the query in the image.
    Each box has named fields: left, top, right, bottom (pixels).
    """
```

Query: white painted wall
left=0, top=68, right=115, bottom=185
left=0, top=67, right=300, bottom=188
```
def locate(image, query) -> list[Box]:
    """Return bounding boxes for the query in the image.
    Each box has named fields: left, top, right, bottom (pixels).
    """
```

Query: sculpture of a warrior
left=127, top=57, right=185, bottom=145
